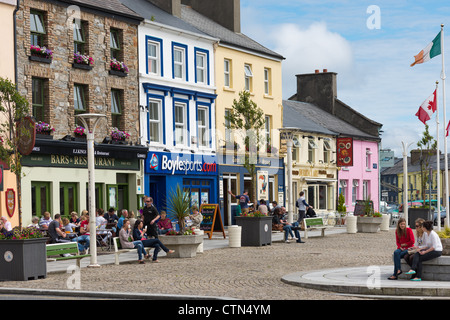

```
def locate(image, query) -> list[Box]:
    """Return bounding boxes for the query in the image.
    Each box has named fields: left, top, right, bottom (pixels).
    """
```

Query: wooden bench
left=303, top=217, right=329, bottom=239
left=46, top=242, right=91, bottom=269
left=113, top=237, right=151, bottom=265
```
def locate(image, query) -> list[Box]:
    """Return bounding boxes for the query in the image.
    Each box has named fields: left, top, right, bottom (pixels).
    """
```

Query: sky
left=240, top=0, right=450, bottom=156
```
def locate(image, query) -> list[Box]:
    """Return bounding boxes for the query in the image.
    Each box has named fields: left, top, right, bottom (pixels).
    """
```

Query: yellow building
left=0, top=0, right=19, bottom=227
left=181, top=2, right=285, bottom=225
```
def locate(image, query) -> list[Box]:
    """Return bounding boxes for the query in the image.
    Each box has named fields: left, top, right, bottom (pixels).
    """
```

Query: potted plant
left=159, top=185, right=203, bottom=258
left=73, top=52, right=94, bottom=70
left=110, top=127, right=130, bottom=144
left=235, top=210, right=272, bottom=246
left=437, top=227, right=450, bottom=255
left=29, top=45, right=53, bottom=63
left=109, top=59, right=129, bottom=77
left=74, top=126, right=86, bottom=141
left=35, top=121, right=55, bottom=139
left=0, top=226, right=47, bottom=281
left=356, top=197, right=383, bottom=233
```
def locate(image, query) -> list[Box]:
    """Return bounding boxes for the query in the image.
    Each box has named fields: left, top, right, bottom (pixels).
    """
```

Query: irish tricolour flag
left=415, top=89, right=437, bottom=124
left=411, top=31, right=442, bottom=67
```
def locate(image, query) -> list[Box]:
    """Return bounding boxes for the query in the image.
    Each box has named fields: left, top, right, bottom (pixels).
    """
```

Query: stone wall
left=16, top=0, right=140, bottom=143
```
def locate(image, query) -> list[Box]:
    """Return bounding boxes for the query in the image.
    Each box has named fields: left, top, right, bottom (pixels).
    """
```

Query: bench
left=302, top=217, right=329, bottom=239
left=46, top=242, right=91, bottom=269
left=113, top=237, right=151, bottom=265
left=400, top=256, right=450, bottom=281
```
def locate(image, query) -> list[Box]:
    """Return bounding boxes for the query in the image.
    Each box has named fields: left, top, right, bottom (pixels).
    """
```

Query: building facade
left=15, top=0, right=146, bottom=225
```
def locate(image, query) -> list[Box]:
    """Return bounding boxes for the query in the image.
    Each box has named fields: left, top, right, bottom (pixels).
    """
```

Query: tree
left=416, top=124, right=437, bottom=203
left=0, top=77, right=30, bottom=228
left=224, top=91, right=265, bottom=204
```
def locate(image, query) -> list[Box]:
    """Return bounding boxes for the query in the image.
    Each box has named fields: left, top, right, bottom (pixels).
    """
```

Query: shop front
left=21, top=138, right=147, bottom=225
left=145, top=151, right=218, bottom=212
left=218, top=153, right=285, bottom=226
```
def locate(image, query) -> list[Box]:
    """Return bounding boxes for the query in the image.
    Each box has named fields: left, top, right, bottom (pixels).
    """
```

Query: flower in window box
left=36, top=121, right=55, bottom=134
left=30, top=45, right=53, bottom=59
left=74, top=126, right=86, bottom=136
left=110, top=59, right=129, bottom=73
left=110, top=127, right=130, bottom=141
left=73, top=52, right=94, bottom=65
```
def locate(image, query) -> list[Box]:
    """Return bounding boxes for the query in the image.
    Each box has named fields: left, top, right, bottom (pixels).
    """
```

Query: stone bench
left=400, top=256, right=450, bottom=281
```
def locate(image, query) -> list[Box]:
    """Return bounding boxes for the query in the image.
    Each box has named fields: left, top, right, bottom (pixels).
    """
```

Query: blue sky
left=240, top=0, right=450, bottom=155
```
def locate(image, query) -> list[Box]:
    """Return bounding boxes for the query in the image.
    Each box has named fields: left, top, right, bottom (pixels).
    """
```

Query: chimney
left=182, top=0, right=240, bottom=33
left=294, top=69, right=337, bottom=115
left=147, top=0, right=181, bottom=18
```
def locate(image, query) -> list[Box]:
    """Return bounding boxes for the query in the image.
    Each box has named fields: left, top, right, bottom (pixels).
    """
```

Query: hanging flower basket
left=110, top=127, right=130, bottom=141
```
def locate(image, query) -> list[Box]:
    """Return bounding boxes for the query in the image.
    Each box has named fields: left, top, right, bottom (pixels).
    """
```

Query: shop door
left=31, top=182, right=50, bottom=216
left=107, top=184, right=118, bottom=210
left=60, top=182, right=78, bottom=216
left=118, top=184, right=129, bottom=211
left=223, top=174, right=237, bottom=226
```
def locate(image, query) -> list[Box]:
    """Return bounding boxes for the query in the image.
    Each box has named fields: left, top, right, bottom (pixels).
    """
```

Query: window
left=60, top=183, right=78, bottom=216
left=196, top=50, right=207, bottom=84
left=339, top=180, right=348, bottom=203
left=197, top=107, right=208, bottom=147
left=264, top=68, right=271, bottom=95
left=265, top=115, right=271, bottom=148
left=224, top=59, right=231, bottom=87
left=73, top=20, right=85, bottom=54
left=174, top=102, right=187, bottom=146
left=30, top=10, right=45, bottom=47
left=31, top=182, right=50, bottom=217
left=111, top=89, right=122, bottom=129
left=244, top=64, right=253, bottom=91
left=366, top=148, right=372, bottom=170
left=363, top=180, right=370, bottom=200
left=172, top=44, right=187, bottom=80
left=74, top=84, right=86, bottom=125
left=308, top=138, right=317, bottom=163
left=110, top=28, right=121, bottom=60
left=323, top=139, right=331, bottom=163
left=149, top=99, right=162, bottom=143
left=147, top=38, right=162, bottom=75
left=32, top=78, right=44, bottom=122
left=352, top=180, right=359, bottom=203
left=224, top=109, right=232, bottom=144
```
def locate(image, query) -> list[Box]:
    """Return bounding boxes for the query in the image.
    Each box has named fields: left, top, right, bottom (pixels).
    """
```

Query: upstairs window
left=32, top=77, right=45, bottom=122
left=110, top=29, right=121, bottom=60
left=111, top=89, right=122, bottom=129
left=30, top=10, right=46, bottom=47
left=244, top=64, right=253, bottom=92
left=73, top=21, right=86, bottom=54
left=197, top=107, right=208, bottom=147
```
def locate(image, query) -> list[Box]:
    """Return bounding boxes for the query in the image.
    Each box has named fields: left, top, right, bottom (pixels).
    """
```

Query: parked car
left=434, top=208, right=447, bottom=226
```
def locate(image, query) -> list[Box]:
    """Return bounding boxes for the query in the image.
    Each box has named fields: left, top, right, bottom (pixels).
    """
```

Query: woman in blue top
left=133, top=219, right=174, bottom=263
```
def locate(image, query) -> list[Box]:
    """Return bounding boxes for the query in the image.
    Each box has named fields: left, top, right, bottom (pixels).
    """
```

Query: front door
left=223, top=174, right=237, bottom=226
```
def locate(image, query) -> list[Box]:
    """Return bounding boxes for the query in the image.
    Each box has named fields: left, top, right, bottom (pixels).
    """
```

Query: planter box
left=0, top=238, right=47, bottom=281
left=408, top=208, right=431, bottom=229
left=235, top=216, right=272, bottom=246
left=109, top=69, right=128, bottom=77
left=442, top=238, right=450, bottom=256
left=29, top=55, right=52, bottom=64
left=72, top=63, right=93, bottom=71
left=36, top=133, right=53, bottom=140
left=356, top=216, right=382, bottom=233
left=159, top=234, right=203, bottom=258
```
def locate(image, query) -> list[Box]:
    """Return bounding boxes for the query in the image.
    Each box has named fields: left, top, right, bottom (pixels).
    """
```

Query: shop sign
left=17, top=116, right=36, bottom=156
left=337, top=137, right=353, bottom=167
left=257, top=170, right=269, bottom=200
left=146, top=151, right=217, bottom=176
left=5, top=189, right=15, bottom=218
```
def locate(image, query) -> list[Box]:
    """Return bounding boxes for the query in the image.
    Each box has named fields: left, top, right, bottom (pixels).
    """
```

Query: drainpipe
left=13, top=0, right=20, bottom=89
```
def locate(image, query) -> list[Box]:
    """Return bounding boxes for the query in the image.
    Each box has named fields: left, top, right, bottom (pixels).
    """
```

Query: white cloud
left=267, top=21, right=354, bottom=97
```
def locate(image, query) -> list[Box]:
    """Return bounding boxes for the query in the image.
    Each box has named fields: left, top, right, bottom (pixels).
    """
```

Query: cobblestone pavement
left=0, top=230, right=395, bottom=300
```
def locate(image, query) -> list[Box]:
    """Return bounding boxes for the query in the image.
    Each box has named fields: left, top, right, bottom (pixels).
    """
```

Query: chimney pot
left=323, top=69, right=328, bottom=73
left=315, top=69, right=319, bottom=74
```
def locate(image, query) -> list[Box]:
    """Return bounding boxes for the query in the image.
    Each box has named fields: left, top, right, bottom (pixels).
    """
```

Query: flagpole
left=436, top=79, right=441, bottom=231
left=441, top=23, right=449, bottom=229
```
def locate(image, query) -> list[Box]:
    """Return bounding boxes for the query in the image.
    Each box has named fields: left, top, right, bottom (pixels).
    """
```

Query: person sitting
left=0, top=220, right=7, bottom=234
left=39, top=211, right=52, bottom=231
left=189, top=206, right=203, bottom=229
left=61, top=217, right=77, bottom=237
left=96, top=209, right=112, bottom=247
left=157, top=211, right=172, bottom=235
left=272, top=208, right=304, bottom=243
left=258, top=199, right=268, bottom=215
left=388, top=218, right=414, bottom=280
left=48, top=214, right=70, bottom=244
left=28, top=216, right=40, bottom=229
left=133, top=219, right=174, bottom=263
left=75, top=214, right=91, bottom=254
left=69, top=211, right=81, bottom=226
left=117, top=209, right=128, bottom=231
left=119, top=218, right=148, bottom=264
left=404, top=218, right=426, bottom=268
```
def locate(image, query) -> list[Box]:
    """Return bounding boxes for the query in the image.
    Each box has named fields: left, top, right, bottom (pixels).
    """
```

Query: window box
left=29, top=55, right=52, bottom=64
left=109, top=69, right=127, bottom=77
left=72, top=63, right=93, bottom=71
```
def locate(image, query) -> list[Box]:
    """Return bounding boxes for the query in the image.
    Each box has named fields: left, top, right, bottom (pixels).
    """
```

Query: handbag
left=272, top=223, right=283, bottom=232
left=407, top=248, right=419, bottom=255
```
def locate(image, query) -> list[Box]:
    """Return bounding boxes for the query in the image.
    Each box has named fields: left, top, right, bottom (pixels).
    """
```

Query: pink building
left=288, top=70, right=382, bottom=213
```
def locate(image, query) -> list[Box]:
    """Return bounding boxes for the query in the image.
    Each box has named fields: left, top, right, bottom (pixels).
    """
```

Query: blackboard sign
left=200, top=204, right=226, bottom=239
left=354, top=200, right=374, bottom=216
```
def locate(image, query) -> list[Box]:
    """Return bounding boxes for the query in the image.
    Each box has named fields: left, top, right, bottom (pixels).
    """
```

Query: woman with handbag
left=406, top=220, right=443, bottom=281
left=388, top=218, right=415, bottom=280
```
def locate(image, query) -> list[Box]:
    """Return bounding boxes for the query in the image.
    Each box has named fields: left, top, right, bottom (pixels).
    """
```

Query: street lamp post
left=75, top=113, right=106, bottom=268
left=401, top=141, right=413, bottom=227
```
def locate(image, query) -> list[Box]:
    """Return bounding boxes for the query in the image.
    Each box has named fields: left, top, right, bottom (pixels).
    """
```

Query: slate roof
left=57, top=0, right=143, bottom=21
left=282, top=100, right=379, bottom=140
left=180, top=5, right=284, bottom=60
left=118, top=0, right=212, bottom=37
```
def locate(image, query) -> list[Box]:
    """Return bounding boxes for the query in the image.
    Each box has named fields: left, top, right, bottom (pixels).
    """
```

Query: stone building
left=15, top=0, right=147, bottom=224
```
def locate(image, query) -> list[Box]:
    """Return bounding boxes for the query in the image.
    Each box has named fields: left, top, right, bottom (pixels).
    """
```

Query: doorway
left=223, top=174, right=237, bottom=226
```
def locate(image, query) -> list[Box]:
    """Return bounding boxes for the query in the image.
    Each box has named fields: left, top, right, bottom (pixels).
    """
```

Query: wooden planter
left=0, top=238, right=48, bottom=281
left=356, top=216, right=382, bottom=233
left=109, top=69, right=128, bottom=77
left=36, top=133, right=53, bottom=140
left=159, top=234, right=204, bottom=258
left=72, top=63, right=93, bottom=71
left=29, top=55, right=52, bottom=64
left=235, top=216, right=272, bottom=246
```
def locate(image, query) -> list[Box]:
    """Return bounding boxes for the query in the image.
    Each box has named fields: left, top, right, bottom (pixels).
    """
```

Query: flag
left=415, top=89, right=437, bottom=124
left=411, top=31, right=442, bottom=67
left=446, top=120, right=450, bottom=137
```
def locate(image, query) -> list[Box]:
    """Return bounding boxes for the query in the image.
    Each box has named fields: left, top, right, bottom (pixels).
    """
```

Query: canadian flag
left=446, top=120, right=450, bottom=137
left=415, top=89, right=437, bottom=124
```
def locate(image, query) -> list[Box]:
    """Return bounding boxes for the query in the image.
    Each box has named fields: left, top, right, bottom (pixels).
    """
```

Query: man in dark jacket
left=142, top=197, right=160, bottom=238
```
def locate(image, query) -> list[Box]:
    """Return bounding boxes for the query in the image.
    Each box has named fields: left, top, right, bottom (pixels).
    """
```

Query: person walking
left=296, top=191, right=312, bottom=223
left=406, top=220, right=443, bottom=281
left=228, top=190, right=251, bottom=214
left=142, top=196, right=160, bottom=239
left=388, top=218, right=414, bottom=280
